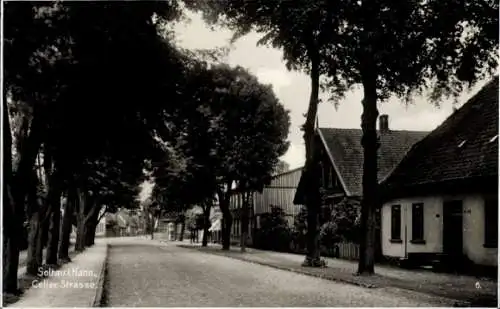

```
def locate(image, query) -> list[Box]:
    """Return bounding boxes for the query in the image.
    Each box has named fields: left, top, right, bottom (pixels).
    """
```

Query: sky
left=139, top=10, right=493, bottom=202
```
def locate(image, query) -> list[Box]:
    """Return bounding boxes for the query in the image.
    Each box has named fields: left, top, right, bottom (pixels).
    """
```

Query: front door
left=443, top=200, right=463, bottom=256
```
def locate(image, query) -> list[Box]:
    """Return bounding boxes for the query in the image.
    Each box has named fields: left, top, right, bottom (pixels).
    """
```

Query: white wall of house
left=382, top=195, right=442, bottom=258
left=381, top=193, right=497, bottom=267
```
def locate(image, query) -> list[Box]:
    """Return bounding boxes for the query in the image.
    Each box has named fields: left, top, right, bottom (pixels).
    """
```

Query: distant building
left=229, top=167, right=303, bottom=244
left=68, top=205, right=106, bottom=238
left=95, top=207, right=106, bottom=236
left=254, top=167, right=303, bottom=227
left=208, top=204, right=222, bottom=243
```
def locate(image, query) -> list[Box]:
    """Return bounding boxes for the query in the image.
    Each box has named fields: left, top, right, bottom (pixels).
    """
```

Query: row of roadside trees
left=3, top=1, right=290, bottom=295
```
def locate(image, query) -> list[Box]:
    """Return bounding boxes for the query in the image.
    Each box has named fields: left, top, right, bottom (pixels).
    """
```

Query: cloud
left=173, top=11, right=493, bottom=172
left=172, top=11, right=232, bottom=50
left=255, top=68, right=292, bottom=95
left=280, top=143, right=306, bottom=170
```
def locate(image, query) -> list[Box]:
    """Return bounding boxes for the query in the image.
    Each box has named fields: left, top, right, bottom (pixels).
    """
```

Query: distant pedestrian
left=190, top=229, right=196, bottom=244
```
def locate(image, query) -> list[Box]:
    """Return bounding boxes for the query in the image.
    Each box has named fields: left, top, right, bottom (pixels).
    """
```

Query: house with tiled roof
left=293, top=117, right=428, bottom=205
left=379, top=77, right=498, bottom=270
left=293, top=117, right=427, bottom=258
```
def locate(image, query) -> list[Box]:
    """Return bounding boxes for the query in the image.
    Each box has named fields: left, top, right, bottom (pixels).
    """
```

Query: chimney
left=379, top=114, right=389, bottom=133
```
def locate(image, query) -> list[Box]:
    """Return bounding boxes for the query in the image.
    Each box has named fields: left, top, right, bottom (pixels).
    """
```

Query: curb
left=91, top=243, right=109, bottom=307
left=237, top=256, right=378, bottom=289
left=178, top=245, right=376, bottom=289
left=180, top=245, right=473, bottom=306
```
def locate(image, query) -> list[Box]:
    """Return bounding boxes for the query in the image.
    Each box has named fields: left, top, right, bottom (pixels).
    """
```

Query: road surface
left=104, top=239, right=455, bottom=307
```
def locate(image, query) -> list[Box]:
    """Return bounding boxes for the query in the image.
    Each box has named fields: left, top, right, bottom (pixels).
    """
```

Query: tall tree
left=185, top=0, right=342, bottom=266
left=234, top=102, right=290, bottom=252
left=204, top=64, right=290, bottom=250
left=314, top=0, right=497, bottom=275
left=3, top=1, right=70, bottom=291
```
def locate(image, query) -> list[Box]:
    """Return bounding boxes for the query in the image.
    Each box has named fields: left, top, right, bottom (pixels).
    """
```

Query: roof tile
left=319, top=128, right=428, bottom=196
left=382, top=76, right=499, bottom=190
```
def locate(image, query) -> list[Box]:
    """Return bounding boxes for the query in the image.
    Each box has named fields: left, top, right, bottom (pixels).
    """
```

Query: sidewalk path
left=179, top=243, right=497, bottom=307
left=10, top=239, right=108, bottom=308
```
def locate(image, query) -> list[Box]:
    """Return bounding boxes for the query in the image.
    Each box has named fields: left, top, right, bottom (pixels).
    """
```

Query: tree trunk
left=26, top=211, right=40, bottom=276
left=26, top=171, right=50, bottom=276
left=218, top=188, right=233, bottom=250
left=202, top=203, right=212, bottom=247
left=150, top=213, right=155, bottom=240
left=25, top=211, right=49, bottom=276
left=59, top=188, right=75, bottom=262
left=25, top=195, right=47, bottom=277
left=2, top=96, right=21, bottom=293
left=304, top=171, right=321, bottom=266
left=179, top=216, right=186, bottom=241
left=3, top=184, right=20, bottom=294
left=74, top=189, right=86, bottom=252
left=240, top=192, right=250, bottom=253
left=202, top=223, right=210, bottom=247
left=45, top=171, right=62, bottom=265
left=84, top=207, right=99, bottom=247
left=46, top=205, right=61, bottom=266
left=4, top=104, right=43, bottom=293
left=221, top=209, right=232, bottom=250
left=75, top=222, right=86, bottom=252
left=3, top=232, right=21, bottom=294
left=35, top=218, right=49, bottom=270
left=357, top=68, right=379, bottom=275
left=302, top=51, right=323, bottom=267
left=84, top=222, right=97, bottom=247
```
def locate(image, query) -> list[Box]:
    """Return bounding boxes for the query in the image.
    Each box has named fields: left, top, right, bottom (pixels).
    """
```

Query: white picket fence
left=335, top=242, right=360, bottom=260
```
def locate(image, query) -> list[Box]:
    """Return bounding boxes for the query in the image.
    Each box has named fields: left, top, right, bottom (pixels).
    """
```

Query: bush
left=320, top=221, right=340, bottom=246
left=315, top=198, right=362, bottom=257
left=290, top=206, right=307, bottom=253
left=254, top=206, right=292, bottom=252
left=329, top=198, right=362, bottom=243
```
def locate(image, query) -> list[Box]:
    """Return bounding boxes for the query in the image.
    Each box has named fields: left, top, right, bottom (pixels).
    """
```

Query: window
left=321, top=163, right=327, bottom=188
left=412, top=203, right=425, bottom=243
left=484, top=197, right=498, bottom=248
left=391, top=205, right=402, bottom=241
left=328, top=166, right=334, bottom=188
